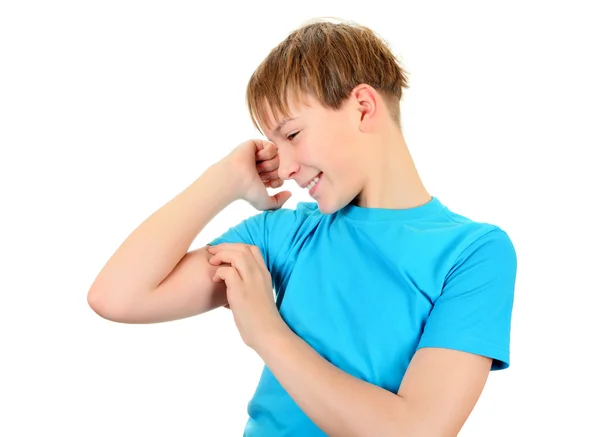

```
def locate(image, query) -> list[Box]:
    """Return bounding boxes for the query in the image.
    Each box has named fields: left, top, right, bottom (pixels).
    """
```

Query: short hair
left=246, top=17, right=410, bottom=135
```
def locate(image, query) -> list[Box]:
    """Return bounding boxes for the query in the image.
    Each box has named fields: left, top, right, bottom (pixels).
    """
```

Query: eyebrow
left=273, top=117, right=298, bottom=135
left=266, top=117, right=298, bottom=142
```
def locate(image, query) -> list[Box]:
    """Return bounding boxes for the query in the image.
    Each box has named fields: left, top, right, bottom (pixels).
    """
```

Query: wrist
left=255, top=319, right=294, bottom=358
left=207, top=159, right=247, bottom=202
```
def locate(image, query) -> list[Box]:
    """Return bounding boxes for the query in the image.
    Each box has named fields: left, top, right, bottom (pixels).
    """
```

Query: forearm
left=89, top=160, right=240, bottom=303
left=258, top=326, right=416, bottom=437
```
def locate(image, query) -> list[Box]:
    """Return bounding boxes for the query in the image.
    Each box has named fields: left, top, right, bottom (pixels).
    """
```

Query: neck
left=353, top=126, right=431, bottom=209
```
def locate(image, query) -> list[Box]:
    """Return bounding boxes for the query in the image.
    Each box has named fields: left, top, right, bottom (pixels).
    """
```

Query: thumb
left=267, top=190, right=292, bottom=210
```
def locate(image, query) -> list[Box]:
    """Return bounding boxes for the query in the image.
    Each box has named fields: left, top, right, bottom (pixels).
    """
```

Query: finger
left=268, top=178, right=284, bottom=189
left=210, top=248, right=256, bottom=280
left=212, top=247, right=269, bottom=286
left=248, top=245, right=268, bottom=269
left=208, top=255, right=229, bottom=266
left=213, top=265, right=242, bottom=286
left=253, top=139, right=272, bottom=152
left=256, top=142, right=278, bottom=162
left=260, top=169, right=280, bottom=182
left=257, top=156, right=279, bottom=174
left=208, top=243, right=268, bottom=272
left=266, top=190, right=292, bottom=210
left=207, top=243, right=242, bottom=263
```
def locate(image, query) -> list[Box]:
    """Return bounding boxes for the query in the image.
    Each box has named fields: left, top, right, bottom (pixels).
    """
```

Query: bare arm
left=87, top=161, right=241, bottom=323
left=258, top=329, right=491, bottom=437
left=87, top=139, right=289, bottom=324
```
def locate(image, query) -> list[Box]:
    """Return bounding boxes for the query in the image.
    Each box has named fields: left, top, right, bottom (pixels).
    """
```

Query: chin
left=317, top=203, right=337, bottom=215
left=314, top=186, right=360, bottom=215
left=315, top=197, right=346, bottom=215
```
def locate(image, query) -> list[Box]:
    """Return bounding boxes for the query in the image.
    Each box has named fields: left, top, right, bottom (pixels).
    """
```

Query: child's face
left=261, top=93, right=368, bottom=214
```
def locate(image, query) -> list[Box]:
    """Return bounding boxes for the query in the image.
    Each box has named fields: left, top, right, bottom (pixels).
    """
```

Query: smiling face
left=245, top=21, right=411, bottom=212
left=259, top=92, right=371, bottom=214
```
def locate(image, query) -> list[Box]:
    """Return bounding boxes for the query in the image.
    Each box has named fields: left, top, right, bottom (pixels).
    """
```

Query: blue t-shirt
left=209, top=196, right=517, bottom=436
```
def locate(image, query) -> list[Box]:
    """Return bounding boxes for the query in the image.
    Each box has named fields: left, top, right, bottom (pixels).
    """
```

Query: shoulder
left=257, top=201, right=324, bottom=250
left=439, top=209, right=517, bottom=309
left=261, top=201, right=321, bottom=231
left=434, top=204, right=517, bottom=269
left=446, top=222, right=516, bottom=274
left=283, top=201, right=321, bottom=217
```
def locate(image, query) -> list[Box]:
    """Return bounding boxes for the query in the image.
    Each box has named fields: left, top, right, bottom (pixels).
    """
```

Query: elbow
left=87, top=287, right=127, bottom=323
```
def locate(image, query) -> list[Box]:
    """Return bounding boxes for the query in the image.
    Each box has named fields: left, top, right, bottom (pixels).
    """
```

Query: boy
left=88, top=19, right=517, bottom=436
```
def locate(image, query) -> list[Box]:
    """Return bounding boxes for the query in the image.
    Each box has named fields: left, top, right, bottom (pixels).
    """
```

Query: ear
left=350, top=84, right=378, bottom=132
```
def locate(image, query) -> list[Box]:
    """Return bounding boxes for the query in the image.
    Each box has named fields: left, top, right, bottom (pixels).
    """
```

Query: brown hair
left=246, top=18, right=410, bottom=134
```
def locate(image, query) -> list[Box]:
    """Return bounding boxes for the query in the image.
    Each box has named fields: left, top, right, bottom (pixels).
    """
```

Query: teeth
left=306, top=175, right=320, bottom=191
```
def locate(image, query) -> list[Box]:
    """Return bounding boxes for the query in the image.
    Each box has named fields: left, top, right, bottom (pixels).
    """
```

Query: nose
left=277, top=147, right=300, bottom=181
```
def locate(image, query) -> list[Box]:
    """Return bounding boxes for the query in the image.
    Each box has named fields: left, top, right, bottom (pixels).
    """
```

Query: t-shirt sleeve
left=207, top=207, right=299, bottom=275
left=417, top=228, right=517, bottom=370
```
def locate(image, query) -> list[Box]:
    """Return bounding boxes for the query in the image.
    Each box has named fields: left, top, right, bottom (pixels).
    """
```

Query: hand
left=222, top=139, right=292, bottom=211
left=207, top=243, right=287, bottom=351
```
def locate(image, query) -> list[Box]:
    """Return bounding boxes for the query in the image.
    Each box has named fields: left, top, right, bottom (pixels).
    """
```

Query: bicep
left=397, top=347, right=492, bottom=437
left=150, top=246, right=230, bottom=318
left=94, top=246, right=230, bottom=324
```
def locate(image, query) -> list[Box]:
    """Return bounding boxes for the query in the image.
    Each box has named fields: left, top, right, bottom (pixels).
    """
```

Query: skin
left=208, top=84, right=493, bottom=436
left=261, top=85, right=431, bottom=213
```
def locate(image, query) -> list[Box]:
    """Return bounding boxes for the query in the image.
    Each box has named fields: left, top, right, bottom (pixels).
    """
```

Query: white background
left=1, top=1, right=598, bottom=435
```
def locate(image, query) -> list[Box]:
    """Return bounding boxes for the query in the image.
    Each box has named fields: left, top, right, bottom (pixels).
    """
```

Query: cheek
left=306, top=129, right=357, bottom=174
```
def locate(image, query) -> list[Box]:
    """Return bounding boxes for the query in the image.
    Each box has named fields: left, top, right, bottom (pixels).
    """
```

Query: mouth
left=306, top=172, right=323, bottom=196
